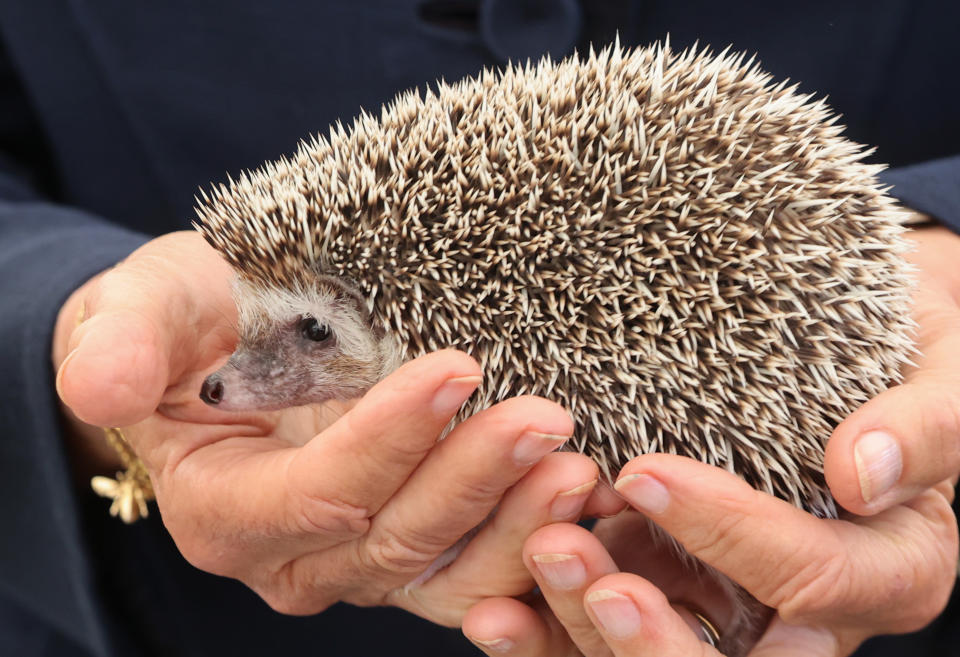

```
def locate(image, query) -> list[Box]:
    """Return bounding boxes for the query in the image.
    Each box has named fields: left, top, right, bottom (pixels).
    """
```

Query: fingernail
left=854, top=430, right=902, bottom=503
left=613, top=473, right=670, bottom=514
left=469, top=637, right=515, bottom=653
left=432, top=375, right=482, bottom=415
left=531, top=553, right=586, bottom=590
left=55, top=348, right=79, bottom=400
left=550, top=479, right=597, bottom=520
left=513, top=431, right=568, bottom=466
left=587, top=589, right=642, bottom=639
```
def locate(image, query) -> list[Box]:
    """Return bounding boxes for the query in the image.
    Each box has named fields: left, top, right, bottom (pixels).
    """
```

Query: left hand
left=462, top=225, right=960, bottom=655
left=462, top=455, right=956, bottom=656
left=54, top=232, right=624, bottom=626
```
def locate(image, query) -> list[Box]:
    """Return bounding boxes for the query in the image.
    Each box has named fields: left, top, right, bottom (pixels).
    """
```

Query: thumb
left=56, top=232, right=235, bottom=427
left=57, top=305, right=171, bottom=427
left=824, top=379, right=960, bottom=515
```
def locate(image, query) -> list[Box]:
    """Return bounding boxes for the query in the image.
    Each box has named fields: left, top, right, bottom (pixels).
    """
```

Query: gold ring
left=75, top=298, right=88, bottom=327
left=691, top=610, right=720, bottom=648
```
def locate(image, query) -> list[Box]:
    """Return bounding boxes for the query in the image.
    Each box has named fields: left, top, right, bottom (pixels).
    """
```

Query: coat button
left=480, top=0, right=582, bottom=62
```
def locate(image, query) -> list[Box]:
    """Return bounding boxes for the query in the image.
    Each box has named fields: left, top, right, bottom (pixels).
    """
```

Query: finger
left=287, top=349, right=482, bottom=515
left=584, top=480, right=629, bottom=518
left=375, top=394, right=572, bottom=524
left=614, top=454, right=830, bottom=608
left=285, top=394, right=573, bottom=608
left=57, top=232, right=236, bottom=426
left=58, top=308, right=170, bottom=427
left=153, top=350, right=484, bottom=584
left=825, top=378, right=960, bottom=515
left=523, top=523, right=620, bottom=656
left=411, top=452, right=598, bottom=618
left=463, top=597, right=579, bottom=657
left=584, top=573, right=721, bottom=657
left=614, top=455, right=958, bottom=630
left=361, top=395, right=572, bottom=584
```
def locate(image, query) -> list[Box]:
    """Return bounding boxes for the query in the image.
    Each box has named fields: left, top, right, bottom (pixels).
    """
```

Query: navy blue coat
left=0, top=2, right=957, bottom=655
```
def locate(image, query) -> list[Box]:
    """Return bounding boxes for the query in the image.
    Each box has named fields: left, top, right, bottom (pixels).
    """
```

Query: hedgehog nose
left=200, top=375, right=225, bottom=405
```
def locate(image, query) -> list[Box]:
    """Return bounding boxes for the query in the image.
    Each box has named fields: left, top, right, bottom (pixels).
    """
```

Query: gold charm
left=90, top=427, right=155, bottom=524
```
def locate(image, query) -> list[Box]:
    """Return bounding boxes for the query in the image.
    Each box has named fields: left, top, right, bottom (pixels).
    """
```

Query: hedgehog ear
left=316, top=274, right=371, bottom=318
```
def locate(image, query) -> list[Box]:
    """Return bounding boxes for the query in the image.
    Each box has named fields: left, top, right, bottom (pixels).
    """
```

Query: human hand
left=52, top=230, right=608, bottom=625
left=463, top=455, right=956, bottom=656
left=462, top=225, right=960, bottom=655
left=824, top=225, right=960, bottom=512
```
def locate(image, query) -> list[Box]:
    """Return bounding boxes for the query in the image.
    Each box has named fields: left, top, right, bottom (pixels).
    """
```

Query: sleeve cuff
left=879, top=155, right=960, bottom=233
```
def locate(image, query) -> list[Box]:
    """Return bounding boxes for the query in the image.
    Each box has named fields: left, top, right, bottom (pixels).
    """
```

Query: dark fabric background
left=0, top=1, right=957, bottom=655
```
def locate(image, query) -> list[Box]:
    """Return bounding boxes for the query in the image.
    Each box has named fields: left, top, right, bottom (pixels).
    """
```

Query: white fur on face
left=233, top=277, right=378, bottom=365
left=207, top=276, right=401, bottom=410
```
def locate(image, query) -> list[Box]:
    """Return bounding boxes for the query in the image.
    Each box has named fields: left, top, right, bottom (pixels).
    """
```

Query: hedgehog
left=194, top=41, right=915, bottom=655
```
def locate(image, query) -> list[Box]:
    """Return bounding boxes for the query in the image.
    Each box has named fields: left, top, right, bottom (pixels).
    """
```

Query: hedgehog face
left=200, top=276, right=398, bottom=410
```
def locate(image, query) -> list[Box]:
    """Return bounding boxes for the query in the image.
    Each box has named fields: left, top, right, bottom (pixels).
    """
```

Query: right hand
left=53, top=230, right=605, bottom=625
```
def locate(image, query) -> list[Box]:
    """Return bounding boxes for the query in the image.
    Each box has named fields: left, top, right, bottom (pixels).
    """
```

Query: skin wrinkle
left=164, top=445, right=298, bottom=574
left=362, top=525, right=446, bottom=577
left=766, top=547, right=852, bottom=625
left=286, top=461, right=372, bottom=538
left=149, top=419, right=273, bottom=484
left=880, top=383, right=960, bottom=495
left=664, top=482, right=761, bottom=563
left=899, top=494, right=958, bottom=626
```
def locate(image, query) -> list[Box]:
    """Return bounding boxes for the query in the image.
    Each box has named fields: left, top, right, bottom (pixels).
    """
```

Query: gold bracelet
left=90, top=428, right=155, bottom=524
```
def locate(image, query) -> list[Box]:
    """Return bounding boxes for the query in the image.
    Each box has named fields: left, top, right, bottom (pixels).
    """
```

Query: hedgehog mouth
left=198, top=346, right=309, bottom=411
left=198, top=368, right=293, bottom=411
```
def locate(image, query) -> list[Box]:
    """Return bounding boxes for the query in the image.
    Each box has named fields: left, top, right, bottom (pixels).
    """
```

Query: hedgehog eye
left=299, top=317, right=332, bottom=343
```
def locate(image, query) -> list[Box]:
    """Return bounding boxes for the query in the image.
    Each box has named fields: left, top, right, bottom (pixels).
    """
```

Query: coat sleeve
left=880, top=155, right=960, bottom=232
left=0, top=45, right=149, bottom=657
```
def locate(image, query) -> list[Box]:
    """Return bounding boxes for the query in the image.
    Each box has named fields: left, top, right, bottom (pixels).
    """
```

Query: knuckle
left=898, top=518, right=958, bottom=631
left=771, top=533, right=952, bottom=631
left=286, top=456, right=372, bottom=538
left=361, top=525, right=448, bottom=576
left=773, top=550, right=851, bottom=622
left=917, top=383, right=960, bottom=470
left=451, top=475, right=504, bottom=507
left=938, top=390, right=960, bottom=470
left=257, top=563, right=335, bottom=616
left=293, top=492, right=371, bottom=538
